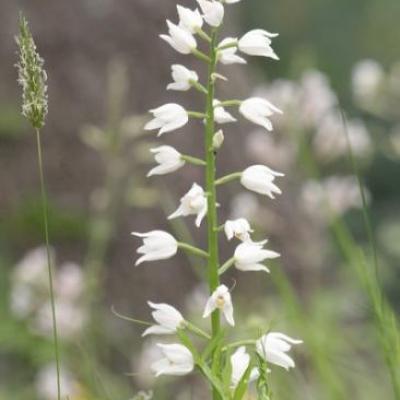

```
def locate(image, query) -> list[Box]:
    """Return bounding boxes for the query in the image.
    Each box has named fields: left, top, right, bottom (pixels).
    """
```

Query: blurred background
left=1, top=0, right=400, bottom=399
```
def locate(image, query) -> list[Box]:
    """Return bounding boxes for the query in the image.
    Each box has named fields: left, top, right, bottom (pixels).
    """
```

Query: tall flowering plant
left=133, top=1, right=302, bottom=398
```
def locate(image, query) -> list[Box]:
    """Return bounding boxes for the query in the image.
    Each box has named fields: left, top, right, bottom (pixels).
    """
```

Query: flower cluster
left=10, top=247, right=87, bottom=339
left=16, top=15, right=48, bottom=129
left=132, top=1, right=302, bottom=397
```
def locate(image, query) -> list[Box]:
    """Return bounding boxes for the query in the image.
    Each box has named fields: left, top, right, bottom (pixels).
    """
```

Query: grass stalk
left=35, top=128, right=61, bottom=400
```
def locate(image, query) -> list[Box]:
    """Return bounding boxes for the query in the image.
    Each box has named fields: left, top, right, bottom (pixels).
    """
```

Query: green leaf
left=233, top=362, right=253, bottom=400
left=201, top=329, right=225, bottom=362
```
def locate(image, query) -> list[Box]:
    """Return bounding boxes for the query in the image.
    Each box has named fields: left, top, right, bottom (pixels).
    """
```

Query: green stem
left=190, top=80, right=209, bottom=95
left=218, top=257, right=235, bottom=275
left=196, top=28, right=212, bottom=43
left=215, top=172, right=242, bottom=186
left=181, top=154, right=207, bottom=166
left=223, top=339, right=256, bottom=352
left=35, top=128, right=61, bottom=400
left=192, top=48, right=212, bottom=63
left=178, top=242, right=209, bottom=259
left=217, top=100, right=242, bottom=108
left=188, top=111, right=207, bottom=119
left=217, top=41, right=238, bottom=51
left=186, top=322, right=212, bottom=340
left=205, top=29, right=222, bottom=400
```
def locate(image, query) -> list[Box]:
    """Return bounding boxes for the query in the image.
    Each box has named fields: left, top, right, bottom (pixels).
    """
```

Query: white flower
left=132, top=231, right=178, bottom=266
left=197, top=0, right=224, bottom=27
left=238, top=29, right=279, bottom=59
left=256, top=332, right=302, bottom=370
left=168, top=183, right=208, bottom=227
left=234, top=241, right=280, bottom=272
left=352, top=59, right=384, bottom=103
left=167, top=64, right=199, bottom=91
left=239, top=97, right=282, bottom=131
left=143, top=302, right=185, bottom=336
left=203, top=284, right=234, bottom=326
left=151, top=344, right=194, bottom=377
left=160, top=20, right=197, bottom=55
left=218, top=38, right=246, bottom=65
left=224, top=218, right=253, bottom=242
left=230, top=347, right=259, bottom=389
left=144, top=104, right=188, bottom=136
left=147, top=146, right=185, bottom=177
left=177, top=5, right=203, bottom=34
left=214, top=100, right=237, bottom=124
left=223, top=0, right=241, bottom=3
left=241, top=165, right=284, bottom=198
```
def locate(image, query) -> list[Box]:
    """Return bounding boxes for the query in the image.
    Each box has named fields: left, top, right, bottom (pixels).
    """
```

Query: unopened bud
left=212, top=130, right=224, bottom=150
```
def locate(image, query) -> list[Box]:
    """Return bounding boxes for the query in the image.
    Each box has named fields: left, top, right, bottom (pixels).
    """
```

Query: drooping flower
left=238, top=29, right=279, bottom=59
left=241, top=165, right=284, bottom=198
left=160, top=20, right=197, bottom=55
left=234, top=241, right=280, bottom=272
left=218, top=37, right=246, bottom=65
left=167, top=64, right=199, bottom=91
left=214, top=100, right=237, bottom=124
left=239, top=97, right=282, bottom=131
left=142, top=302, right=185, bottom=336
left=224, top=218, right=253, bottom=242
left=147, top=146, right=185, bottom=177
left=212, top=129, right=225, bottom=150
left=256, top=332, right=303, bottom=370
left=151, top=344, right=194, bottom=377
left=132, top=231, right=178, bottom=266
left=144, top=104, right=188, bottom=136
left=203, top=284, right=234, bottom=326
left=168, top=183, right=208, bottom=227
left=230, top=347, right=259, bottom=389
left=177, top=5, right=203, bottom=34
left=197, top=0, right=224, bottom=27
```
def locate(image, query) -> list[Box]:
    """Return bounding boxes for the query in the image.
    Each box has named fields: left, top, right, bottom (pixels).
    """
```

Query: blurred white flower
left=238, top=30, right=279, bottom=59
left=147, top=146, right=185, bottom=177
left=151, top=344, right=194, bottom=377
left=168, top=183, right=208, bottom=227
left=55, top=262, right=84, bottom=301
left=313, top=113, right=371, bottom=160
left=13, top=246, right=50, bottom=287
left=301, top=176, right=367, bottom=218
left=10, top=284, right=35, bottom=318
left=241, top=165, right=284, bottom=198
left=197, top=0, right=224, bottom=27
left=218, top=37, right=246, bottom=65
left=160, top=20, right=197, bottom=54
left=214, top=99, right=237, bottom=124
left=230, top=192, right=259, bottom=220
left=300, top=70, right=337, bottom=127
left=177, top=5, right=203, bottom=34
left=239, top=97, right=282, bottom=131
left=167, top=64, right=199, bottom=91
left=234, top=241, right=280, bottom=272
left=132, top=231, right=178, bottom=266
left=34, top=300, right=86, bottom=339
left=223, top=0, right=241, bottom=3
left=145, top=104, right=188, bottom=136
left=352, top=59, right=384, bottom=104
left=256, top=332, right=302, bottom=370
left=143, top=302, right=185, bottom=336
left=230, top=346, right=259, bottom=389
left=132, top=339, right=162, bottom=387
left=246, top=130, right=295, bottom=169
left=224, top=218, right=253, bottom=242
left=203, top=284, right=235, bottom=326
left=36, top=364, right=77, bottom=400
